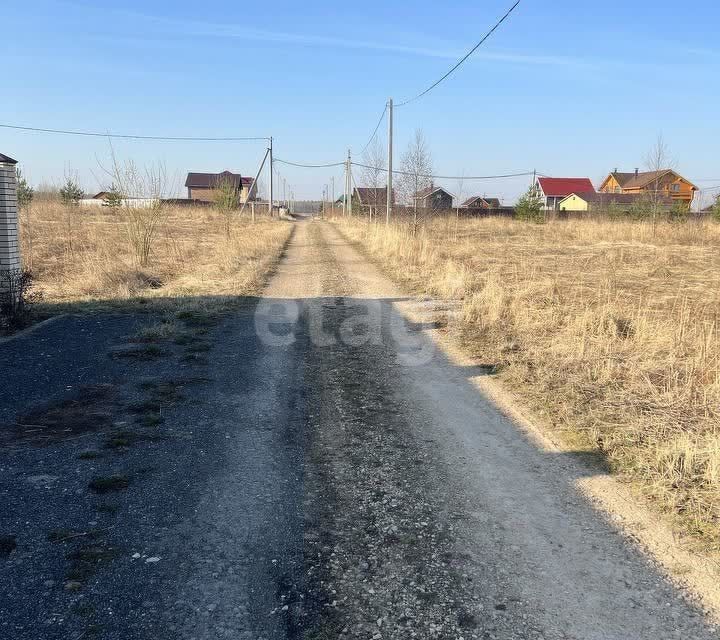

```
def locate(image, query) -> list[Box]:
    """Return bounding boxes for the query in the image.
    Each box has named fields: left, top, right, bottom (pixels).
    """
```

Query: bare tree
left=398, top=129, right=433, bottom=234
left=644, top=134, right=674, bottom=231
left=454, top=170, right=466, bottom=241
left=361, top=137, right=386, bottom=221
left=105, top=147, right=170, bottom=267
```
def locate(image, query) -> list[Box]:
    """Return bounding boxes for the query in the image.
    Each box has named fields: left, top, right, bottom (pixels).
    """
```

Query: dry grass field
left=339, top=215, right=720, bottom=551
left=18, top=201, right=291, bottom=316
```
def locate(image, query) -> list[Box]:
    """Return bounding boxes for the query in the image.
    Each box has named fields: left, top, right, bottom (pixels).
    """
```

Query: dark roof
left=608, top=169, right=698, bottom=191
left=413, top=186, right=454, bottom=200
left=354, top=187, right=393, bottom=205
left=0, top=153, right=18, bottom=165
left=537, top=177, right=595, bottom=197
left=185, top=171, right=247, bottom=189
left=461, top=196, right=500, bottom=208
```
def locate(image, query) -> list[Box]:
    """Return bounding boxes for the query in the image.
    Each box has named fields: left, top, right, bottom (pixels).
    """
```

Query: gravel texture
left=0, top=220, right=717, bottom=639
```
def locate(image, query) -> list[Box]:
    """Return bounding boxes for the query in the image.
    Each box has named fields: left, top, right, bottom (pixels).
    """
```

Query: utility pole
left=387, top=98, right=393, bottom=225
left=347, top=149, right=353, bottom=217
left=331, top=176, right=335, bottom=217
left=283, top=178, right=286, bottom=209
left=269, top=136, right=274, bottom=217
left=343, top=160, right=350, bottom=216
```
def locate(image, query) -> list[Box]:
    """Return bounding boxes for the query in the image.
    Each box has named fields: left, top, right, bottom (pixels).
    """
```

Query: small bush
left=515, top=188, right=544, bottom=223
left=102, top=184, right=123, bottom=208
left=668, top=202, right=689, bottom=223
left=59, top=178, right=84, bottom=207
left=16, top=168, right=34, bottom=209
left=0, top=269, right=41, bottom=330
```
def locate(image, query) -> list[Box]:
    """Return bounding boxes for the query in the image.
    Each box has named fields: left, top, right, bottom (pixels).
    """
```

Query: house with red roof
left=531, top=177, right=596, bottom=211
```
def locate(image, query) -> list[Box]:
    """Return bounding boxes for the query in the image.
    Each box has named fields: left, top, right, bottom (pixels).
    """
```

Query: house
left=412, top=185, right=453, bottom=210
left=531, top=177, right=595, bottom=211
left=79, top=192, right=158, bottom=209
left=599, top=169, right=697, bottom=209
left=558, top=191, right=672, bottom=212
left=184, top=171, right=257, bottom=203
left=461, top=196, right=501, bottom=209
left=353, top=187, right=394, bottom=207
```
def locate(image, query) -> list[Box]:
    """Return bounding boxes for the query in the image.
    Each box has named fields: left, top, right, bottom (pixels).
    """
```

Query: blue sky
left=2, top=0, right=719, bottom=204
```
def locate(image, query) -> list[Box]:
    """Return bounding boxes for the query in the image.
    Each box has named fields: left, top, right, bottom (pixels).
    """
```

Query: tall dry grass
left=19, top=201, right=291, bottom=312
left=340, top=216, right=720, bottom=549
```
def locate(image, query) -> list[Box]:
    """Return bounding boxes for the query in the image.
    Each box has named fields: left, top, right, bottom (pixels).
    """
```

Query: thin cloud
left=49, top=0, right=596, bottom=68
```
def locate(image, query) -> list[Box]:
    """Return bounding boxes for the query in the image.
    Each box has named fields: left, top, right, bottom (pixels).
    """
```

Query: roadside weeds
left=332, top=216, right=720, bottom=620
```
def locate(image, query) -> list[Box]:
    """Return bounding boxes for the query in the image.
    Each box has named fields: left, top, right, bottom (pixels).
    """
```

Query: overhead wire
left=351, top=161, right=538, bottom=181
left=0, top=123, right=268, bottom=142
left=275, top=158, right=346, bottom=168
left=395, top=0, right=522, bottom=107
left=356, top=104, right=388, bottom=156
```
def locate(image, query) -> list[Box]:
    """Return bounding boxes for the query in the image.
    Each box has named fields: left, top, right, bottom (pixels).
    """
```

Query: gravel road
left=0, top=218, right=717, bottom=639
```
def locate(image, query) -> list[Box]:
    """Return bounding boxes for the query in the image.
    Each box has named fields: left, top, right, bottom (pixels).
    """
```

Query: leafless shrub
left=361, top=137, right=386, bottom=221
left=105, top=152, right=169, bottom=267
left=0, top=269, right=41, bottom=330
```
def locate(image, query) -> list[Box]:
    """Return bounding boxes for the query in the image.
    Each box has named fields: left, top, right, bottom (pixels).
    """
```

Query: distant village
left=67, top=165, right=713, bottom=217
left=340, top=168, right=704, bottom=216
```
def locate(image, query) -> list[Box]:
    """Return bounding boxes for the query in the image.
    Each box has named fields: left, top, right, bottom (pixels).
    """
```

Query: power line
left=274, top=157, right=538, bottom=180
left=396, top=0, right=522, bottom=107
left=0, top=123, right=268, bottom=142
left=352, top=161, right=537, bottom=180
left=357, top=104, right=388, bottom=156
left=275, top=158, right=346, bottom=168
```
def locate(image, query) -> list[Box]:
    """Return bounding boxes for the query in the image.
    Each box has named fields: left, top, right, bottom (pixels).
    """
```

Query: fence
left=337, top=204, right=516, bottom=221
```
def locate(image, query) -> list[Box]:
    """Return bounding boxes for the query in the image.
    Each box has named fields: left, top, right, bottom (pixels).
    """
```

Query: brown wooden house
left=184, top=171, right=257, bottom=203
left=599, top=169, right=697, bottom=209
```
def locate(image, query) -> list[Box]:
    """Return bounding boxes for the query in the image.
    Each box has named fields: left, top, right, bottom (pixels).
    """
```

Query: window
left=671, top=184, right=680, bottom=192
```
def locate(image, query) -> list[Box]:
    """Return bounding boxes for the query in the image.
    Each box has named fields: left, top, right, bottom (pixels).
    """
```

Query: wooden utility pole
left=387, top=98, right=393, bottom=224
left=347, top=150, right=353, bottom=217
left=331, top=176, right=335, bottom=217
left=268, top=137, right=274, bottom=217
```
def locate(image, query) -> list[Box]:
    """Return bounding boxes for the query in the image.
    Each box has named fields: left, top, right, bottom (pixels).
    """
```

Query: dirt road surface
left=0, top=218, right=717, bottom=639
